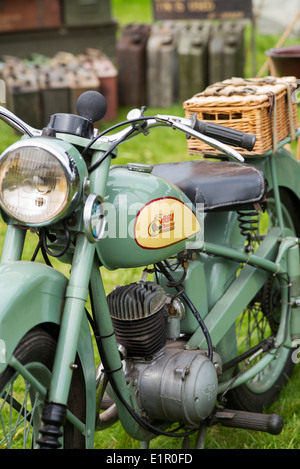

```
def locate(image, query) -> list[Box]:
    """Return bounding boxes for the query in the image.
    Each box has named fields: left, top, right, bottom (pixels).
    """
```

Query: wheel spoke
left=0, top=376, right=37, bottom=448
left=0, top=327, right=86, bottom=448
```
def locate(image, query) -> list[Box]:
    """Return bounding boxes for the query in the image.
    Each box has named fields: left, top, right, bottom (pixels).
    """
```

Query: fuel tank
left=96, top=164, right=201, bottom=269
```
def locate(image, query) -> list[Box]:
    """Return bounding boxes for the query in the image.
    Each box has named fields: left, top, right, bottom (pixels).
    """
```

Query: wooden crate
left=0, top=0, right=62, bottom=33
left=62, top=0, right=111, bottom=27
left=183, top=76, right=299, bottom=156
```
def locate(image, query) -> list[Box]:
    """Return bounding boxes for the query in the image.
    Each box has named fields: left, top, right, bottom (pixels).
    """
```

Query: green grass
left=111, top=0, right=153, bottom=25
left=1, top=0, right=300, bottom=450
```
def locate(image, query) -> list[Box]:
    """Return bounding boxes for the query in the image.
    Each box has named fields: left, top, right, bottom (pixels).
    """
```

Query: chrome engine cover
left=125, top=341, right=219, bottom=427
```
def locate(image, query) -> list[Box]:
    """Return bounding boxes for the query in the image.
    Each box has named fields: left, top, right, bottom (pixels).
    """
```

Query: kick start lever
left=209, top=408, right=283, bottom=435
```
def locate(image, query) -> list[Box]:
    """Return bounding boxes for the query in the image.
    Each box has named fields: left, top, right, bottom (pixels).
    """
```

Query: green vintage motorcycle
left=0, top=90, right=300, bottom=449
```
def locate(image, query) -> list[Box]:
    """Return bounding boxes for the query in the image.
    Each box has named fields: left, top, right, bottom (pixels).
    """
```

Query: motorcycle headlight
left=0, top=138, right=85, bottom=225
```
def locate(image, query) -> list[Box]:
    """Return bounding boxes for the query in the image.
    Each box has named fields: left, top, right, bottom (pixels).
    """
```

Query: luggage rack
left=258, top=127, right=300, bottom=158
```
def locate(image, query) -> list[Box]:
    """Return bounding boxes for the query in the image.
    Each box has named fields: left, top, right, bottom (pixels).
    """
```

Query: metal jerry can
left=4, top=65, right=41, bottom=129
left=177, top=21, right=211, bottom=102
left=38, top=67, right=70, bottom=126
left=67, top=67, right=99, bottom=115
left=223, top=21, right=245, bottom=79
left=85, top=50, right=118, bottom=121
left=117, top=23, right=151, bottom=107
left=146, top=23, right=178, bottom=108
left=209, top=21, right=245, bottom=84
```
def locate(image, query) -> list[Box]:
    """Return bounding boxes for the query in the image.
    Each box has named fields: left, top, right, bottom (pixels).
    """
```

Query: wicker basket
left=183, top=76, right=299, bottom=156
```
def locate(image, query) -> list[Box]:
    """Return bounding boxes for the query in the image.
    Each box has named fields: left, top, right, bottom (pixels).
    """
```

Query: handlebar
left=154, top=114, right=246, bottom=162
left=190, top=114, right=256, bottom=152
left=0, top=106, right=41, bottom=137
left=0, top=104, right=254, bottom=163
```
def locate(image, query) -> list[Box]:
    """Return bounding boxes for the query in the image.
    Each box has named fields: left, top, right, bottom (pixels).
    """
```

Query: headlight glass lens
left=0, top=144, right=70, bottom=224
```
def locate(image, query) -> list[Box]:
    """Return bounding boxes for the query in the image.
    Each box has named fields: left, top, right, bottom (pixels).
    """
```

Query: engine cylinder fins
left=108, top=281, right=167, bottom=321
left=108, top=281, right=167, bottom=358
left=111, top=312, right=166, bottom=358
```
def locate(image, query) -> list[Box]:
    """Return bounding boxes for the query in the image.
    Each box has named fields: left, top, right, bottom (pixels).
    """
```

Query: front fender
left=0, top=261, right=67, bottom=371
left=0, top=261, right=96, bottom=448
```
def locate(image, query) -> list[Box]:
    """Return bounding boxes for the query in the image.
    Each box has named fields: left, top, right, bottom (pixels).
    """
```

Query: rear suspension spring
left=237, top=210, right=259, bottom=251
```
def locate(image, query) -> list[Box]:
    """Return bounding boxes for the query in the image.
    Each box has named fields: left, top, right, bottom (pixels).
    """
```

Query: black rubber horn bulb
left=76, top=91, right=107, bottom=123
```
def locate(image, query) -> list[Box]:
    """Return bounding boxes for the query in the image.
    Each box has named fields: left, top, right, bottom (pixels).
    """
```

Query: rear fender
left=250, top=149, right=300, bottom=205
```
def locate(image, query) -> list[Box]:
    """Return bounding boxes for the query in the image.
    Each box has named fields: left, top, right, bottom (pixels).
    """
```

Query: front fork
left=36, top=232, right=96, bottom=448
left=38, top=241, right=154, bottom=448
left=38, top=149, right=113, bottom=447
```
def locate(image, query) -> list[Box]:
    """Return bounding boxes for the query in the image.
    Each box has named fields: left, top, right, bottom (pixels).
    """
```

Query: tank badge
left=135, top=197, right=200, bottom=249
left=148, top=212, right=175, bottom=237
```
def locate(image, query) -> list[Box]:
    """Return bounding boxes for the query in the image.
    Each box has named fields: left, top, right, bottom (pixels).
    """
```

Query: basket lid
left=184, top=76, right=297, bottom=109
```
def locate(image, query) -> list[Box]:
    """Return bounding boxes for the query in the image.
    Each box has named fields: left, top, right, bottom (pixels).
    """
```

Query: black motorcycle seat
left=152, top=160, right=266, bottom=212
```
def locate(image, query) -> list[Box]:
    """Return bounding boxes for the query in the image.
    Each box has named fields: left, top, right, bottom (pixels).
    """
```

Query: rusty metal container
left=117, top=23, right=151, bottom=107
left=178, top=21, right=211, bottom=102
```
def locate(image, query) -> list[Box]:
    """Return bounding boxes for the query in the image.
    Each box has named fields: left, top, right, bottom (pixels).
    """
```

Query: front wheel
left=0, top=328, right=86, bottom=448
left=225, top=189, right=300, bottom=413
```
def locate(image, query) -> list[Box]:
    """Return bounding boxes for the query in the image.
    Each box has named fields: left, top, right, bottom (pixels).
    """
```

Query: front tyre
left=0, top=328, right=86, bottom=448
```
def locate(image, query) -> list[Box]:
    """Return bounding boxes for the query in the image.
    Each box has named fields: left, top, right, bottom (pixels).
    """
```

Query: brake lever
left=156, top=115, right=245, bottom=163
left=127, top=108, right=150, bottom=135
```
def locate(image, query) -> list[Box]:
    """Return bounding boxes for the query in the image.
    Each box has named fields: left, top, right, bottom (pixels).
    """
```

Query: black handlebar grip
left=191, top=114, right=256, bottom=151
left=76, top=91, right=107, bottom=123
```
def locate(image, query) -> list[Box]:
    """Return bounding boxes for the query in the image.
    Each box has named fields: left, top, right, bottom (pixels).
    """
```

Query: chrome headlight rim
left=0, top=138, right=83, bottom=226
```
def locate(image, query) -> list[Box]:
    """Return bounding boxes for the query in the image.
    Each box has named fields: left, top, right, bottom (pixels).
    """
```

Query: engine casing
left=125, top=343, right=219, bottom=427
left=108, top=280, right=220, bottom=427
